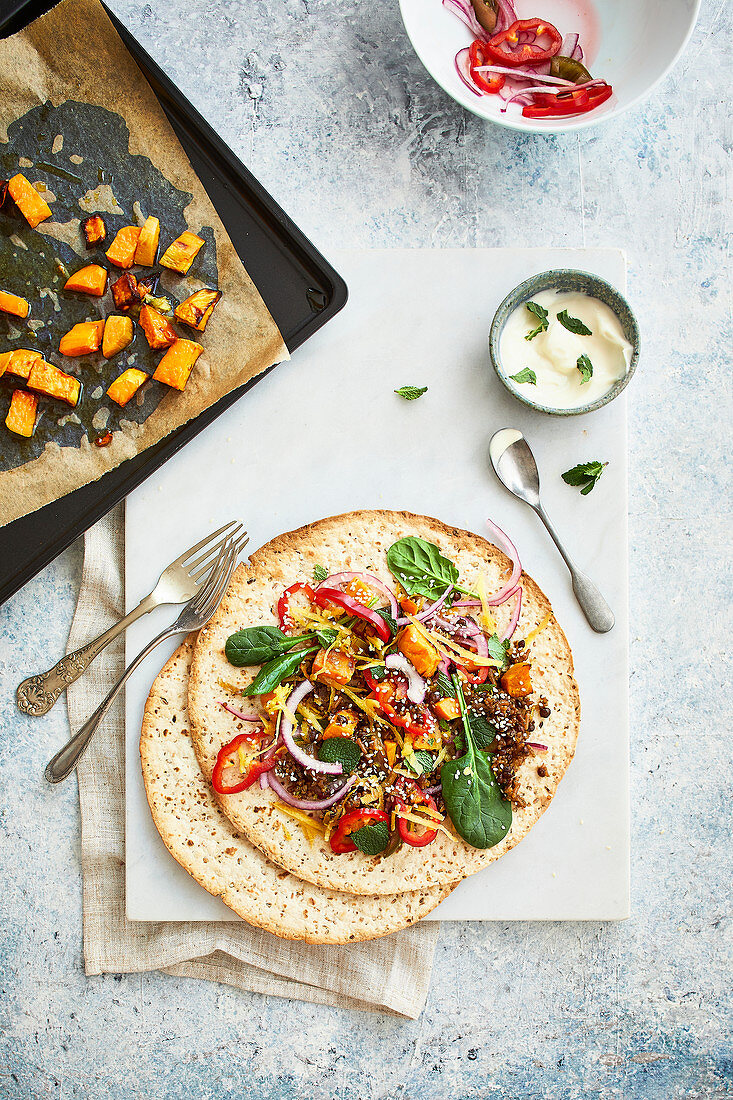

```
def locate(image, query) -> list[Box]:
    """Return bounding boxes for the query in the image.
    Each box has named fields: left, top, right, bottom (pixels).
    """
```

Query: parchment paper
left=0, top=0, right=288, bottom=526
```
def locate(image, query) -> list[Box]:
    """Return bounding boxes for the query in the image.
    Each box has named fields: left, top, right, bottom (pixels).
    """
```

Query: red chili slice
left=330, top=808, right=390, bottom=854
left=314, top=587, right=391, bottom=643
left=277, top=582, right=315, bottom=632
left=485, top=18, right=562, bottom=68
left=211, top=731, right=275, bottom=794
left=522, top=83, right=613, bottom=118
left=468, top=39, right=505, bottom=94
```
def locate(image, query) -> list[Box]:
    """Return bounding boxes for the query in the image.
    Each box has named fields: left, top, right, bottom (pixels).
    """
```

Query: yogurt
left=500, top=289, right=633, bottom=410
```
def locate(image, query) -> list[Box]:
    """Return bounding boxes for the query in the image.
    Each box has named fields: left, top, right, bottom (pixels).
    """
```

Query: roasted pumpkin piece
left=28, top=360, right=81, bottom=406
left=397, top=625, right=440, bottom=678
left=500, top=663, right=533, bottom=698
left=64, top=264, right=108, bottom=297
left=174, top=288, right=221, bottom=332
left=111, top=272, right=140, bottom=312
left=5, top=390, right=38, bottom=437
left=102, top=314, right=134, bottom=359
left=152, top=338, right=203, bottom=390
left=82, top=214, right=106, bottom=247
left=311, top=647, right=355, bottom=687
left=106, top=225, right=141, bottom=269
left=5, top=348, right=42, bottom=380
left=106, top=367, right=147, bottom=407
left=0, top=351, right=11, bottom=378
left=7, top=173, right=52, bottom=228
left=0, top=290, right=30, bottom=319
left=139, top=304, right=177, bottom=349
left=134, top=216, right=160, bottom=266
left=59, top=319, right=104, bottom=356
left=159, top=230, right=205, bottom=274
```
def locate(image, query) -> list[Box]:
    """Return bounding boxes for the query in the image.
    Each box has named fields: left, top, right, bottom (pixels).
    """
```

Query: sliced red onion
left=281, top=680, right=343, bottom=775
left=455, top=47, right=484, bottom=97
left=485, top=520, right=522, bottom=605
left=493, top=0, right=518, bottom=33
left=442, top=0, right=487, bottom=39
left=219, top=701, right=261, bottom=722
left=266, top=771, right=357, bottom=811
left=385, top=653, right=426, bottom=704
left=438, top=656, right=452, bottom=675
left=527, top=742, right=548, bottom=752
left=474, top=64, right=576, bottom=86
left=423, top=784, right=442, bottom=795
left=560, top=33, right=579, bottom=58
left=316, top=571, right=398, bottom=618
left=394, top=584, right=454, bottom=627
left=500, top=587, right=522, bottom=642
left=452, top=598, right=481, bottom=609
left=259, top=735, right=282, bottom=789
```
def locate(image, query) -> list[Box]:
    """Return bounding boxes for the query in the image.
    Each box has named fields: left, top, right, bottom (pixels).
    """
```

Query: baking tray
left=0, top=0, right=347, bottom=605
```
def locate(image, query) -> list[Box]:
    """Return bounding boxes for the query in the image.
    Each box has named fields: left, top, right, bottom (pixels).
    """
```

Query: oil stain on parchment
left=0, top=100, right=218, bottom=472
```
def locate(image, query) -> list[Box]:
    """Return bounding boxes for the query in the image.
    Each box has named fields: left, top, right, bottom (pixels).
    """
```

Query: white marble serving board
left=125, top=248, right=630, bottom=922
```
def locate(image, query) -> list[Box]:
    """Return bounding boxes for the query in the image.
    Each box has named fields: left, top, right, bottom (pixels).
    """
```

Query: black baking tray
left=0, top=0, right=347, bottom=605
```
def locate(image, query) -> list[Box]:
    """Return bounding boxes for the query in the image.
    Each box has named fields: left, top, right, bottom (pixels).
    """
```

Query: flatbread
left=140, top=637, right=451, bottom=943
left=188, top=511, right=580, bottom=896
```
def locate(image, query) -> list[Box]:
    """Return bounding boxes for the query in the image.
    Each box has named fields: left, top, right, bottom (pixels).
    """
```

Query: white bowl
left=399, top=0, right=701, bottom=133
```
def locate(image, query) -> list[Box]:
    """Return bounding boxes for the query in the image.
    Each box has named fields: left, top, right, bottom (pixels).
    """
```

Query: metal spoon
left=488, top=428, right=615, bottom=633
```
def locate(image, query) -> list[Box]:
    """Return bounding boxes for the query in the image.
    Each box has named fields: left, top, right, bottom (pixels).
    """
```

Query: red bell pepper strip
left=211, top=731, right=276, bottom=794
left=522, top=83, right=613, bottom=118
left=468, top=40, right=505, bottom=94
left=277, top=582, right=315, bottom=632
left=393, top=784, right=439, bottom=847
left=330, top=807, right=390, bottom=854
left=485, top=18, right=562, bottom=67
left=314, top=586, right=391, bottom=643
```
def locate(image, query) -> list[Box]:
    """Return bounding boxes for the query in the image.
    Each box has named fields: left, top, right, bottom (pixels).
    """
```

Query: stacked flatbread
left=141, top=511, right=580, bottom=943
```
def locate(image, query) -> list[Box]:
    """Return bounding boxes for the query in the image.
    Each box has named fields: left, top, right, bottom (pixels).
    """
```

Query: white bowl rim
left=398, top=0, right=702, bottom=134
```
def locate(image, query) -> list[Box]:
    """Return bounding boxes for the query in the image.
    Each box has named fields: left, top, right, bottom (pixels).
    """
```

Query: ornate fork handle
left=17, top=594, right=156, bottom=717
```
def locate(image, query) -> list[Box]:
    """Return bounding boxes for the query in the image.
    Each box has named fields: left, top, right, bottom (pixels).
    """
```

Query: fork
left=17, top=520, right=245, bottom=717
left=44, top=528, right=248, bottom=784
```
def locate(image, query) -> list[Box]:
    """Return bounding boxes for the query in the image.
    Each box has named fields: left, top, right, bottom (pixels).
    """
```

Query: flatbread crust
left=141, top=637, right=451, bottom=943
left=188, top=511, right=580, bottom=896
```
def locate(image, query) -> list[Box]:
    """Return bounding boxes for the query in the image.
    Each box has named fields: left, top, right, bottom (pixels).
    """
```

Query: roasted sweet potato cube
left=397, top=625, right=440, bottom=678
left=159, top=230, right=205, bottom=274
left=106, top=367, right=147, bottom=407
left=0, top=351, right=11, bottom=378
left=7, top=174, right=52, bottom=228
left=106, top=225, right=141, bottom=269
left=152, top=338, right=203, bottom=390
left=0, top=290, right=30, bottom=318
left=5, top=348, right=42, bottom=380
left=174, top=288, right=221, bottom=332
left=28, top=360, right=81, bottom=406
left=59, top=320, right=104, bottom=356
left=311, top=648, right=355, bottom=687
left=83, top=215, right=106, bottom=247
left=102, top=314, right=134, bottom=359
left=64, top=264, right=108, bottom=297
left=500, top=663, right=532, bottom=698
left=134, top=216, right=160, bottom=266
left=139, top=304, right=177, bottom=349
left=110, top=272, right=140, bottom=312
left=5, top=389, right=38, bottom=437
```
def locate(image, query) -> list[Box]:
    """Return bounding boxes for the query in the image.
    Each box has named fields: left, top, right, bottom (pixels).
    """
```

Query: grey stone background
left=1, top=0, right=731, bottom=1096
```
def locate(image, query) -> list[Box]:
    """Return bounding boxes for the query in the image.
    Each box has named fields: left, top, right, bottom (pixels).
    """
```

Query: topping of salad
left=216, top=527, right=554, bottom=854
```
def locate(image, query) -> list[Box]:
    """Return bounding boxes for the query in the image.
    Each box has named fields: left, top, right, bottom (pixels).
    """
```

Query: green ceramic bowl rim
left=488, top=269, right=640, bottom=417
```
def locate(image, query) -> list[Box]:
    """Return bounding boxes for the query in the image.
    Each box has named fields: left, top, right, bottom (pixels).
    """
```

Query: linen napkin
left=66, top=505, right=441, bottom=1018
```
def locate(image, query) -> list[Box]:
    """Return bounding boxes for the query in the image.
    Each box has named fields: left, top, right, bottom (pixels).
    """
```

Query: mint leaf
left=524, top=300, right=549, bottom=341
left=576, top=354, right=593, bottom=384
left=509, top=368, right=537, bottom=386
left=406, top=749, right=436, bottom=776
left=467, top=713, right=499, bottom=751
left=351, top=821, right=391, bottom=855
left=486, top=633, right=510, bottom=668
left=315, top=628, right=339, bottom=648
left=317, top=738, right=362, bottom=772
left=395, top=385, right=428, bottom=401
left=313, top=564, right=329, bottom=584
left=557, top=309, right=592, bottom=336
left=374, top=607, right=399, bottom=637
left=435, top=669, right=454, bottom=697
left=561, top=460, right=607, bottom=496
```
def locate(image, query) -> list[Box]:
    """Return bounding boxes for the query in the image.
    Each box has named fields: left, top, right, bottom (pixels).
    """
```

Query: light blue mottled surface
left=1, top=0, right=731, bottom=1096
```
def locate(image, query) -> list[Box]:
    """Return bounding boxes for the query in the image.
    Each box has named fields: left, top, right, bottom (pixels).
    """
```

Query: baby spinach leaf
left=440, top=749, right=512, bottom=850
left=225, top=626, right=295, bottom=666
left=317, top=738, right=362, bottom=773
left=351, top=821, right=391, bottom=855
left=243, top=647, right=317, bottom=697
left=386, top=536, right=459, bottom=601
left=524, top=300, right=549, bottom=341
left=557, top=309, right=592, bottom=336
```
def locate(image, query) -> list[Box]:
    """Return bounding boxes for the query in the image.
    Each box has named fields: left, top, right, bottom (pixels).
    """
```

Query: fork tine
left=168, top=520, right=241, bottom=571
left=185, top=523, right=244, bottom=575
left=191, top=532, right=250, bottom=581
left=193, top=535, right=246, bottom=616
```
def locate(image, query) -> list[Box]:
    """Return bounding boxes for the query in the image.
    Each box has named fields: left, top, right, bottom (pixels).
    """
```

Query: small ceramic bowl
left=488, top=269, right=640, bottom=416
left=399, top=0, right=701, bottom=135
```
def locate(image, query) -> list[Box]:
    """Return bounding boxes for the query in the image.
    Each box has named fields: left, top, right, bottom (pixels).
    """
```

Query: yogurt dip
left=499, top=289, right=633, bottom=410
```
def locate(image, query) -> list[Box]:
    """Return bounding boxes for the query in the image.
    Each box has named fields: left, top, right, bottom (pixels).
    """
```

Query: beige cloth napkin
left=66, top=505, right=441, bottom=1018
